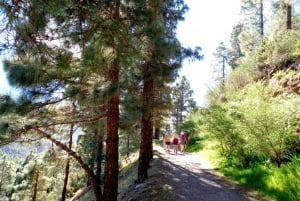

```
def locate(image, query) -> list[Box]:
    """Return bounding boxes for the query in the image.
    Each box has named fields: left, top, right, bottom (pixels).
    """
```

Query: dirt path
left=155, top=145, right=262, bottom=201
left=118, top=145, right=264, bottom=201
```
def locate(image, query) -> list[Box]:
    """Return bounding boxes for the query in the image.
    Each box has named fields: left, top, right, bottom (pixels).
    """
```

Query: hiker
left=164, top=132, right=172, bottom=153
left=172, top=132, right=180, bottom=154
left=180, top=131, right=189, bottom=153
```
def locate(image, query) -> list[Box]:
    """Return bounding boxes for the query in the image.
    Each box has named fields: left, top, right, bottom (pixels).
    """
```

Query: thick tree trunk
left=137, top=115, right=150, bottom=182
left=103, top=1, right=121, bottom=200
left=103, top=59, right=120, bottom=201
left=137, top=61, right=153, bottom=183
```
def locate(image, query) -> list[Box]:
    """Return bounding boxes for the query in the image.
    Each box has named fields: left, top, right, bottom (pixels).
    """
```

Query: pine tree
left=228, top=24, right=245, bottom=69
left=171, top=76, right=197, bottom=132
left=0, top=0, right=202, bottom=199
left=0, top=1, right=131, bottom=200
left=134, top=0, right=202, bottom=183
left=239, top=0, right=266, bottom=53
left=271, top=0, right=294, bottom=31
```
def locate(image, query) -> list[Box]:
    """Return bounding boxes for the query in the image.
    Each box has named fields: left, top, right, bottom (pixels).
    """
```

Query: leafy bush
left=186, top=136, right=204, bottom=152
left=203, top=104, right=249, bottom=165
left=202, top=81, right=300, bottom=167
left=236, top=82, right=300, bottom=167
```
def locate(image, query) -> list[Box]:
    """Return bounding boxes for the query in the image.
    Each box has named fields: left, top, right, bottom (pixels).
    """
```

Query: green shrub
left=219, top=156, right=300, bottom=201
left=186, top=136, right=204, bottom=152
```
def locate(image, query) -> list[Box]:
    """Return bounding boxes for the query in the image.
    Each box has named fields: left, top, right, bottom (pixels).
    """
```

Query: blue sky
left=0, top=0, right=242, bottom=105
left=177, top=0, right=241, bottom=106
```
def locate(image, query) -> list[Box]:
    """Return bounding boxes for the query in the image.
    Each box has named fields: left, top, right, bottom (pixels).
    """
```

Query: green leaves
left=0, top=121, right=9, bottom=139
left=0, top=95, right=32, bottom=116
left=56, top=52, right=72, bottom=70
left=3, top=61, right=41, bottom=87
left=205, top=81, right=300, bottom=167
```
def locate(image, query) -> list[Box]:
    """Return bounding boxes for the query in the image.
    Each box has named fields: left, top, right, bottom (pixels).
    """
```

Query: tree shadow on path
left=157, top=147, right=263, bottom=201
left=118, top=145, right=265, bottom=201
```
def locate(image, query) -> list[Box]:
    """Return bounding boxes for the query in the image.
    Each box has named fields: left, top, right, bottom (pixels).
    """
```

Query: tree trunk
left=259, top=1, right=264, bottom=36
left=61, top=160, right=70, bottom=201
left=148, top=124, right=153, bottom=160
left=287, top=4, right=292, bottom=30
left=61, top=123, right=74, bottom=201
left=137, top=61, right=153, bottom=183
left=137, top=115, right=150, bottom=183
left=103, top=57, right=120, bottom=201
left=103, top=1, right=121, bottom=200
left=32, top=171, right=39, bottom=201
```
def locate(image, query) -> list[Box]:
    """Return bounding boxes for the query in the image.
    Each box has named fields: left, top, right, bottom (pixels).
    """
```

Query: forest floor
left=117, top=145, right=272, bottom=201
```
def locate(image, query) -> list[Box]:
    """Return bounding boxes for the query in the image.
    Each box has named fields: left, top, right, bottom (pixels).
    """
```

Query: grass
left=118, top=159, right=138, bottom=193
left=186, top=135, right=205, bottom=152
left=77, top=153, right=139, bottom=201
left=78, top=190, right=95, bottom=201
left=217, top=154, right=300, bottom=201
left=117, top=150, right=174, bottom=201
left=189, top=136, right=300, bottom=201
left=77, top=148, right=170, bottom=201
left=153, top=138, right=162, bottom=146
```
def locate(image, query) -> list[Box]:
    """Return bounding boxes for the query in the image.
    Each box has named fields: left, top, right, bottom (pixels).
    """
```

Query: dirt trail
left=155, top=145, right=262, bottom=201
left=118, top=145, right=264, bottom=201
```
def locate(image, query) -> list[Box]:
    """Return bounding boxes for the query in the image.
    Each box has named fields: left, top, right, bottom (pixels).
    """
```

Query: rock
left=135, top=183, right=146, bottom=189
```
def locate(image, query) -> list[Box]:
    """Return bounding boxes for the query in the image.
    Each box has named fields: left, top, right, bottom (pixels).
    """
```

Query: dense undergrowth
left=218, top=156, right=300, bottom=201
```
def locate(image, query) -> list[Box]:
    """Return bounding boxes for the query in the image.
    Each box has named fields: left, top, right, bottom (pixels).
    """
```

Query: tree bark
left=32, top=171, right=39, bottom=201
left=103, top=59, right=120, bottom=201
left=103, top=1, right=121, bottom=200
left=137, top=61, right=154, bottom=183
left=287, top=4, right=292, bottom=30
left=61, top=123, right=74, bottom=201
left=259, top=1, right=264, bottom=36
left=137, top=115, right=150, bottom=182
left=148, top=123, right=153, bottom=161
left=61, top=159, right=70, bottom=201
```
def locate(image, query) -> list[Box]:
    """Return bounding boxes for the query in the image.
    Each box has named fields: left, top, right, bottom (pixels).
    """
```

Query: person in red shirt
left=172, top=132, right=180, bottom=154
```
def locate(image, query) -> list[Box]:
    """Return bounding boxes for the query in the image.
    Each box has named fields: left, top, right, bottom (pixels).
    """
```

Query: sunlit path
left=154, top=145, right=262, bottom=201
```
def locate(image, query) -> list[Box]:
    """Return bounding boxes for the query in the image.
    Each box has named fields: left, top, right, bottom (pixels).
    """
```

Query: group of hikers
left=163, top=131, right=189, bottom=154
